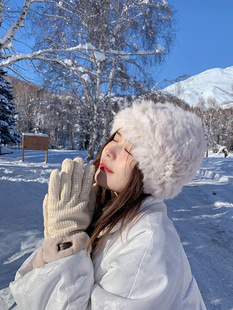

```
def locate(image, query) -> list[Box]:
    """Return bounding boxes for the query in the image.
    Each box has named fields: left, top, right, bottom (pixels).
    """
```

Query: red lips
left=99, top=162, right=113, bottom=173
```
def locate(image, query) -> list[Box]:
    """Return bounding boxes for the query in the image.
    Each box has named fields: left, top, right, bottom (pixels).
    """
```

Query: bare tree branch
left=0, top=0, right=31, bottom=51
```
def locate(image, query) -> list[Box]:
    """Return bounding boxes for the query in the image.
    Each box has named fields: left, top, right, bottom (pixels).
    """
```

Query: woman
left=10, top=100, right=207, bottom=309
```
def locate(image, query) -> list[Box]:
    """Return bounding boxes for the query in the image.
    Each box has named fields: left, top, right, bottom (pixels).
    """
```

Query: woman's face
left=95, top=129, right=137, bottom=193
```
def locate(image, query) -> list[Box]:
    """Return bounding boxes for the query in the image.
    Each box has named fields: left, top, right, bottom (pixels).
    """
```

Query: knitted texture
left=43, top=157, right=96, bottom=238
left=111, top=100, right=206, bottom=201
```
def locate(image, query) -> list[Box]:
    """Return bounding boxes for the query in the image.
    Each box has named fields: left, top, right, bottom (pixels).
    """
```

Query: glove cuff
left=32, top=246, right=46, bottom=269
left=32, top=232, right=90, bottom=268
left=43, top=231, right=90, bottom=263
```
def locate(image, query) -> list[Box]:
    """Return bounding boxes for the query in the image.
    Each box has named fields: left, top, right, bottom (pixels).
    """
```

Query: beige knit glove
left=43, top=157, right=96, bottom=238
left=32, top=157, right=96, bottom=268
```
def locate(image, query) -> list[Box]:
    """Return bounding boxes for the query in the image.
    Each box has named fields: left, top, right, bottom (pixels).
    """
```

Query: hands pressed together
left=44, top=157, right=96, bottom=238
left=33, top=157, right=96, bottom=268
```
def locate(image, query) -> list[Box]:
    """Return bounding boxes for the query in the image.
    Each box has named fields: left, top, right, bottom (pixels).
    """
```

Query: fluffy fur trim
left=111, top=100, right=206, bottom=201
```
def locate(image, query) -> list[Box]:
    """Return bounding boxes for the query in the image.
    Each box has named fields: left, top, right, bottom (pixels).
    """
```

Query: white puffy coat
left=10, top=197, right=206, bottom=310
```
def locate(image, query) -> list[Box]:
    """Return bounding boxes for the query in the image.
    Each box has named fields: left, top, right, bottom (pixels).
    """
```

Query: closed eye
left=113, top=131, right=121, bottom=143
left=125, top=148, right=132, bottom=156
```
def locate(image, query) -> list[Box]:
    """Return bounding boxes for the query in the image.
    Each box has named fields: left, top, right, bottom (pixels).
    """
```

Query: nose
left=104, top=143, right=117, bottom=160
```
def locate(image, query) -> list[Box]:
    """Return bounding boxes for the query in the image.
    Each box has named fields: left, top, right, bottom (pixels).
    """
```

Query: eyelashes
left=125, top=148, right=132, bottom=156
left=112, top=135, right=132, bottom=156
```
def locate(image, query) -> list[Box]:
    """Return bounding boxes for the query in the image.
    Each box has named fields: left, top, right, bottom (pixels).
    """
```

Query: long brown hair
left=87, top=133, right=150, bottom=256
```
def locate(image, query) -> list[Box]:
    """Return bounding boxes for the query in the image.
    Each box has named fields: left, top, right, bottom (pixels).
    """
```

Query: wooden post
left=206, top=143, right=209, bottom=157
left=22, top=134, right=49, bottom=162
left=22, top=134, right=25, bottom=161
left=45, top=149, right=48, bottom=163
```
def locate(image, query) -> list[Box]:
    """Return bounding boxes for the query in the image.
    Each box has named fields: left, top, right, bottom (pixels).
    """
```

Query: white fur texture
left=111, top=100, right=206, bottom=201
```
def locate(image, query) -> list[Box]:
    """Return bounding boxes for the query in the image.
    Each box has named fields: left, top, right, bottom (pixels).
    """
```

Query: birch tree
left=0, top=0, right=34, bottom=69
left=0, top=0, right=175, bottom=158
left=31, top=0, right=175, bottom=158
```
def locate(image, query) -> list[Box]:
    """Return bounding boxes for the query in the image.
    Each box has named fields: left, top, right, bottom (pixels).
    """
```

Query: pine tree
left=0, top=69, right=21, bottom=147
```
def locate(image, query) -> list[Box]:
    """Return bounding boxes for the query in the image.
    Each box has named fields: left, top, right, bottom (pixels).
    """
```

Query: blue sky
left=157, top=0, right=233, bottom=83
left=2, top=0, right=233, bottom=86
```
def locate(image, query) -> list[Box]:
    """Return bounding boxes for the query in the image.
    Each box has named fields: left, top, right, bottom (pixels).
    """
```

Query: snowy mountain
left=164, top=66, right=233, bottom=109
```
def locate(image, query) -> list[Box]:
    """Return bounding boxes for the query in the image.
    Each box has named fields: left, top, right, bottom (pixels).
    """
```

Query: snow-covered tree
left=0, top=0, right=64, bottom=73
left=9, top=75, right=79, bottom=149
left=0, top=0, right=32, bottom=68
left=8, top=77, right=38, bottom=133
left=0, top=69, right=20, bottom=147
left=0, top=0, right=176, bottom=158
left=193, top=100, right=233, bottom=152
left=31, top=0, right=175, bottom=158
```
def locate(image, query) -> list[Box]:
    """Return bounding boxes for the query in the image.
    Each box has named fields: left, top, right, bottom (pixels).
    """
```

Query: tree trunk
left=87, top=63, right=102, bottom=160
left=100, top=62, right=116, bottom=146
left=87, top=101, right=98, bottom=160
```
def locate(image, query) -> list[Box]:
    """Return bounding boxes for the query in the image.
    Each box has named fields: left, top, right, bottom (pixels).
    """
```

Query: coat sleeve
left=9, top=249, right=94, bottom=310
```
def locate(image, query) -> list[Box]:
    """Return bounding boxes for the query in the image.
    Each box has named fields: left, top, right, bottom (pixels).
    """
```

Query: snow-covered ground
left=0, top=149, right=232, bottom=309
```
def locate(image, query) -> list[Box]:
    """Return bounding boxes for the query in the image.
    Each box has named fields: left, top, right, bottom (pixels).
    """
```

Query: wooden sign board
left=22, top=134, right=49, bottom=162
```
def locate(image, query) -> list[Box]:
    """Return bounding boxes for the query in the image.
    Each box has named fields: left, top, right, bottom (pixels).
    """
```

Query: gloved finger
left=43, top=194, right=49, bottom=238
left=71, top=157, right=84, bottom=198
left=48, top=169, right=60, bottom=202
left=60, top=158, right=74, bottom=201
left=80, top=164, right=95, bottom=200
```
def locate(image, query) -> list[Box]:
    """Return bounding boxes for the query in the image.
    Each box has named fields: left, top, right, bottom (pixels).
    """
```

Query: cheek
left=122, top=160, right=136, bottom=180
left=115, top=163, right=135, bottom=192
left=127, top=159, right=137, bottom=173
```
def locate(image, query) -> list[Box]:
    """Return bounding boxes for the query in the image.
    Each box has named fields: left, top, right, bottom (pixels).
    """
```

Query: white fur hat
left=111, top=100, right=206, bottom=201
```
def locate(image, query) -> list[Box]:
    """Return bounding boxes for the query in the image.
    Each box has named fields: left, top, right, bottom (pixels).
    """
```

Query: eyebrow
left=116, top=131, right=122, bottom=137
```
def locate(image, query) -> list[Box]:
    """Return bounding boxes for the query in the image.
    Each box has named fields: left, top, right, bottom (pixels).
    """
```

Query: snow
left=0, top=146, right=13, bottom=155
left=156, top=43, right=165, bottom=53
left=164, top=66, right=233, bottom=109
left=0, top=120, right=8, bottom=126
left=94, top=51, right=106, bottom=62
left=64, top=59, right=72, bottom=66
left=22, top=133, right=48, bottom=137
left=0, top=149, right=233, bottom=309
left=81, top=74, right=91, bottom=83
